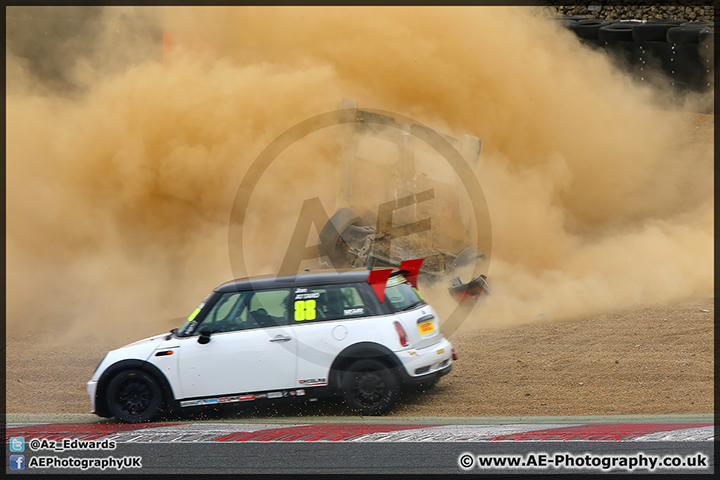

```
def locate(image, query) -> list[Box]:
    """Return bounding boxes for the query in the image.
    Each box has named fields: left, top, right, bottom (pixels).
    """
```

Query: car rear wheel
left=106, top=370, right=162, bottom=423
left=341, top=359, right=399, bottom=415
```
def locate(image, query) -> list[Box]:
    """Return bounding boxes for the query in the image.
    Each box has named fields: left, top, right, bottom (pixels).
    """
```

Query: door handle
left=270, top=334, right=292, bottom=342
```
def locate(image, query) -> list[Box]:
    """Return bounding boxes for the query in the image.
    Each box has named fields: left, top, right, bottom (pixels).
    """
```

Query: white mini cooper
left=88, top=261, right=455, bottom=422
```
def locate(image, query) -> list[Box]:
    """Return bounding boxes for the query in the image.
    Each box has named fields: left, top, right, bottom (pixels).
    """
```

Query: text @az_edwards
left=27, top=437, right=117, bottom=452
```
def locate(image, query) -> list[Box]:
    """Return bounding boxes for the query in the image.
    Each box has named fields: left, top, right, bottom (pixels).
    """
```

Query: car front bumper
left=87, top=380, right=98, bottom=414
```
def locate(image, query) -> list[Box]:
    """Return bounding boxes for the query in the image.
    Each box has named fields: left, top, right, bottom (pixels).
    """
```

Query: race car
left=319, top=99, right=491, bottom=304
left=88, top=261, right=455, bottom=423
left=318, top=207, right=491, bottom=303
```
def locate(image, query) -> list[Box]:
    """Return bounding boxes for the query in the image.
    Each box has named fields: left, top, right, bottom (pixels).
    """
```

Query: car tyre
left=632, top=22, right=683, bottom=42
left=667, top=25, right=707, bottom=44
left=106, top=370, right=163, bottom=423
left=568, top=19, right=612, bottom=40
left=341, top=359, right=399, bottom=415
left=318, top=208, right=364, bottom=267
left=598, top=23, right=635, bottom=42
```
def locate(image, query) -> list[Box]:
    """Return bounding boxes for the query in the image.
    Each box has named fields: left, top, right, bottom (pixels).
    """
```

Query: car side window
left=293, top=285, right=370, bottom=322
left=192, top=288, right=290, bottom=333
left=194, top=292, right=249, bottom=334
left=247, top=289, right=291, bottom=328
left=212, top=293, right=241, bottom=322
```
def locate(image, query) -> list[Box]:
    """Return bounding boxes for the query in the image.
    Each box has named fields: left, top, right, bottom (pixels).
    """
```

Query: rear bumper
left=398, top=362, right=452, bottom=386
left=395, top=337, right=453, bottom=386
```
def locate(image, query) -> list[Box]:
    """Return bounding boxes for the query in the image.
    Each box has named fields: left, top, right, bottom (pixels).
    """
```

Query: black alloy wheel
left=106, top=370, right=163, bottom=423
left=342, top=359, right=399, bottom=415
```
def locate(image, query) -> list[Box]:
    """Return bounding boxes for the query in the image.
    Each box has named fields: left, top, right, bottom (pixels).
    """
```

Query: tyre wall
left=547, top=4, right=714, bottom=107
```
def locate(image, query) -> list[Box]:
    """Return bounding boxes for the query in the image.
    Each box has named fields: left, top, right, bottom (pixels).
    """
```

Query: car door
left=175, top=288, right=298, bottom=399
left=294, top=283, right=378, bottom=386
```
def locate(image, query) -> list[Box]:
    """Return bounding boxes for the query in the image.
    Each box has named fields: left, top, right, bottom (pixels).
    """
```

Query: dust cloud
left=6, top=6, right=713, bottom=345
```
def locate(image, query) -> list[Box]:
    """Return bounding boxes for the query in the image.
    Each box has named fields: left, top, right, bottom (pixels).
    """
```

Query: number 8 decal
left=294, top=300, right=316, bottom=321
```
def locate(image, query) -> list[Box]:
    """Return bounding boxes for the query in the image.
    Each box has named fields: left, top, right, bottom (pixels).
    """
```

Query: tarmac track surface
left=5, top=414, right=714, bottom=475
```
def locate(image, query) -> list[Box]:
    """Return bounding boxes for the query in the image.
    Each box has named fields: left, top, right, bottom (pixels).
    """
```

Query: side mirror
left=198, top=326, right=211, bottom=344
left=166, top=327, right=178, bottom=340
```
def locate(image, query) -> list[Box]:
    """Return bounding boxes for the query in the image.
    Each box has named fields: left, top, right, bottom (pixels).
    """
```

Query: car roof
left=214, top=269, right=376, bottom=293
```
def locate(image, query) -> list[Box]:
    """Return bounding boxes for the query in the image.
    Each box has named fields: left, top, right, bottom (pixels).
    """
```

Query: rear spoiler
left=367, top=259, right=424, bottom=302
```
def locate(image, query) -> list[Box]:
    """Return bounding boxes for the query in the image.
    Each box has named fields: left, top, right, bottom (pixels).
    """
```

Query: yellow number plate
left=418, top=320, right=435, bottom=335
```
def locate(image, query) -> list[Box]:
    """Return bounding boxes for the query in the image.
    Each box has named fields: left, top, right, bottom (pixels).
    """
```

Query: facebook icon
left=9, top=454, right=25, bottom=470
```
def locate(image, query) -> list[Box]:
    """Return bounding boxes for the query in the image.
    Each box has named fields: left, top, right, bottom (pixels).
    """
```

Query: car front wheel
left=341, top=359, right=399, bottom=415
left=106, top=370, right=162, bottom=423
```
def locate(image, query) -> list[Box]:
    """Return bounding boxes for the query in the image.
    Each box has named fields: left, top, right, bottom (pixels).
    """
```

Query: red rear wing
left=367, top=269, right=393, bottom=303
left=366, top=258, right=424, bottom=302
left=398, top=258, right=424, bottom=289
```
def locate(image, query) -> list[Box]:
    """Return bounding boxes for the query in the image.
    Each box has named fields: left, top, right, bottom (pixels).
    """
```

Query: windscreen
left=384, top=274, right=424, bottom=312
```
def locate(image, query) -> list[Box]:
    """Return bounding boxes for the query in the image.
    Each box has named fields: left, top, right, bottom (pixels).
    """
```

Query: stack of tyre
left=556, top=16, right=714, bottom=93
